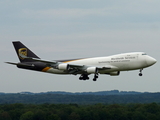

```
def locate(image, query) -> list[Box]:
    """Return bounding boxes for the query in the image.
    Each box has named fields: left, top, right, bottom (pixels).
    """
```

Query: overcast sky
left=0, top=0, right=160, bottom=93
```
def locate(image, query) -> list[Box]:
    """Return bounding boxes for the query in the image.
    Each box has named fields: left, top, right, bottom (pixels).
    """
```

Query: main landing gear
left=79, top=73, right=99, bottom=81
left=93, top=73, right=98, bottom=81
left=139, top=69, right=143, bottom=76
left=79, top=74, right=89, bottom=80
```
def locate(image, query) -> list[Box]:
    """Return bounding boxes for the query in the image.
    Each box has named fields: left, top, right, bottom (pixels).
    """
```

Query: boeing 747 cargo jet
left=6, top=41, right=157, bottom=81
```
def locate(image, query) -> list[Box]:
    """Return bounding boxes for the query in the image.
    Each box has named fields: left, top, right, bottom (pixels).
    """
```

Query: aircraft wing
left=68, top=64, right=112, bottom=70
left=5, top=62, right=35, bottom=67
left=67, top=64, right=113, bottom=75
left=16, top=56, right=115, bottom=74
left=25, top=57, right=113, bottom=69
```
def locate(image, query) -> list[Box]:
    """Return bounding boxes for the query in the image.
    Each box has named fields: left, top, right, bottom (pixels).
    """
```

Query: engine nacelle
left=109, top=71, right=120, bottom=76
left=58, top=63, right=69, bottom=70
left=86, top=67, right=98, bottom=74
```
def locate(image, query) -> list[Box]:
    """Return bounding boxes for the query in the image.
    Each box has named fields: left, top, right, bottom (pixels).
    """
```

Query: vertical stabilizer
left=12, top=41, right=40, bottom=62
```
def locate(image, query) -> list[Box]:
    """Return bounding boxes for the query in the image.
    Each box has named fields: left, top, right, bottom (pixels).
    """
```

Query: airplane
left=6, top=41, right=157, bottom=81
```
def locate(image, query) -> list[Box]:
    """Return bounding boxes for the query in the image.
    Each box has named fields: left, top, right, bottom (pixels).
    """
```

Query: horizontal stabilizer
left=5, top=62, right=18, bottom=65
left=5, top=62, right=34, bottom=67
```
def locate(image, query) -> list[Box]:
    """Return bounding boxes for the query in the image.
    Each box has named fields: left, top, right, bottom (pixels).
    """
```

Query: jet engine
left=86, top=67, right=98, bottom=74
left=58, top=63, right=69, bottom=70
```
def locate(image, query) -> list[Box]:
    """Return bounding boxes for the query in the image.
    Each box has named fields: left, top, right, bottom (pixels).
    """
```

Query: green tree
left=145, top=103, right=160, bottom=114
left=69, top=112, right=80, bottom=120
left=9, top=109, right=23, bottom=120
left=132, top=111, right=146, bottom=120
left=47, top=114, right=60, bottom=120
left=20, top=111, right=34, bottom=120
left=33, top=109, right=46, bottom=120
left=0, top=111, right=12, bottom=120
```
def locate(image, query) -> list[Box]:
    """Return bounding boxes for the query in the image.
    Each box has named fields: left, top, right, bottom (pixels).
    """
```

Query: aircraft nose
left=146, top=56, right=157, bottom=66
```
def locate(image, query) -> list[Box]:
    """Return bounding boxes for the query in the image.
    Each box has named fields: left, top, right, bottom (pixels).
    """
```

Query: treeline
left=0, top=93, right=160, bottom=104
left=12, top=90, right=143, bottom=95
left=0, top=103, right=160, bottom=120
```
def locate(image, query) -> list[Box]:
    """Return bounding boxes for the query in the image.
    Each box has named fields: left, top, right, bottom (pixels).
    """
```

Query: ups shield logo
left=19, top=48, right=27, bottom=59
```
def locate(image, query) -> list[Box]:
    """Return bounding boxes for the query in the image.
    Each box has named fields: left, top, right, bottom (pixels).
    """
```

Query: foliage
left=0, top=103, right=160, bottom=120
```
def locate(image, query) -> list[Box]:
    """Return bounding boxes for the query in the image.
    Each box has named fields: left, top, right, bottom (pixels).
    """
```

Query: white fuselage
left=45, top=52, right=156, bottom=75
left=8, top=41, right=157, bottom=81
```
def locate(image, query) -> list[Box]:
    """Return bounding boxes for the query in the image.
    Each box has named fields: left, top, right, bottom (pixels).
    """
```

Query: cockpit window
left=142, top=53, right=147, bottom=55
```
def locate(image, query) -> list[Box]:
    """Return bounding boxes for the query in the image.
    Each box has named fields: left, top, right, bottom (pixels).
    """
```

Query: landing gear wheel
left=79, top=74, right=89, bottom=80
left=79, top=77, right=83, bottom=80
left=139, top=73, right=143, bottom=76
left=86, top=77, right=89, bottom=80
left=139, top=69, right=143, bottom=76
left=93, top=73, right=98, bottom=81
